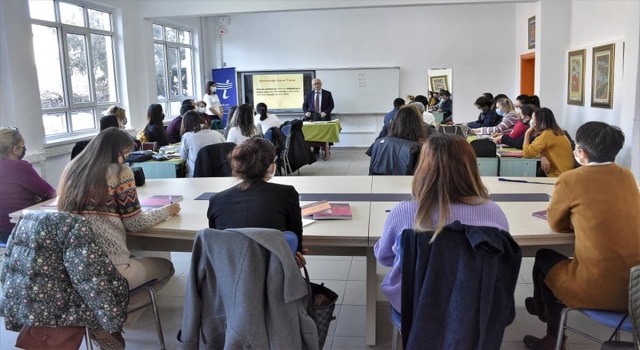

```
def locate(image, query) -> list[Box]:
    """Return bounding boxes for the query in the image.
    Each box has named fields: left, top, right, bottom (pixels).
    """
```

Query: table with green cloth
left=301, top=120, right=342, bottom=160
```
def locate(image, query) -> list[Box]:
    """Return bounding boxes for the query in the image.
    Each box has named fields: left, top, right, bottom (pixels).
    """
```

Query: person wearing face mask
left=139, top=103, right=169, bottom=146
left=493, top=104, right=536, bottom=149
left=514, top=94, right=530, bottom=116
left=0, top=126, right=57, bottom=244
left=471, top=98, right=518, bottom=135
left=523, top=122, right=639, bottom=350
left=467, top=96, right=499, bottom=128
left=522, top=107, right=574, bottom=177
left=206, top=138, right=307, bottom=267
left=194, top=100, right=213, bottom=127
left=203, top=81, right=223, bottom=122
left=166, top=99, right=196, bottom=144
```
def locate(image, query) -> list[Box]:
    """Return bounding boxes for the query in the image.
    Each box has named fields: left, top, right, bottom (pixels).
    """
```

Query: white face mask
left=515, top=107, right=522, bottom=114
left=198, top=107, right=206, bottom=113
left=574, top=155, right=582, bottom=165
left=210, top=86, right=217, bottom=93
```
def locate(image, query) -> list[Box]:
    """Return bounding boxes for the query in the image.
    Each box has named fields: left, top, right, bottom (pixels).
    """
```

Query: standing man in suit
left=303, top=78, right=334, bottom=121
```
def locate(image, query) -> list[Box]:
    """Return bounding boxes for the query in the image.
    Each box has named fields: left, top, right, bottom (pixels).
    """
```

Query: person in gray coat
left=177, top=227, right=319, bottom=350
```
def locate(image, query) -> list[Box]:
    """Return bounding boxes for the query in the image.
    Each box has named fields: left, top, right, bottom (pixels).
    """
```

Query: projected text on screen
left=252, top=74, right=304, bottom=110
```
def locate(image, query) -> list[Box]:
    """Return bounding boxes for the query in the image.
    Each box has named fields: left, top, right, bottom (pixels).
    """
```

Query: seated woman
left=523, top=122, right=640, bottom=350
left=226, top=104, right=260, bottom=146
left=58, top=128, right=180, bottom=294
left=467, top=96, right=499, bottom=129
left=374, top=133, right=509, bottom=313
left=472, top=98, right=518, bottom=135
left=522, top=108, right=574, bottom=177
left=206, top=138, right=306, bottom=266
left=139, top=104, right=169, bottom=146
left=104, top=106, right=141, bottom=150
left=167, top=99, right=196, bottom=143
left=180, top=111, right=226, bottom=177
left=195, top=100, right=213, bottom=127
left=254, top=102, right=282, bottom=133
left=369, top=105, right=430, bottom=175
left=494, top=104, right=535, bottom=149
left=0, top=127, right=56, bottom=243
left=413, top=96, right=437, bottom=125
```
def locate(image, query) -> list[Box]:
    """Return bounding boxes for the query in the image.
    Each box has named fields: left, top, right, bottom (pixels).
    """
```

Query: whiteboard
left=315, top=67, right=400, bottom=114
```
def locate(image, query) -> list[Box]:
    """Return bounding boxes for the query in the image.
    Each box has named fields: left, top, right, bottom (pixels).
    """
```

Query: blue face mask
left=495, top=108, right=504, bottom=116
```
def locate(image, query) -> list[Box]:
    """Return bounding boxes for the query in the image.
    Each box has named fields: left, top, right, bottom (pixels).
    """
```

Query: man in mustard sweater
left=523, top=121, right=640, bottom=349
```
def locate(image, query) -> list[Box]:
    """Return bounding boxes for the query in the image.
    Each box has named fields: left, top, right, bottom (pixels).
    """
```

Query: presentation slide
left=252, top=74, right=304, bottom=110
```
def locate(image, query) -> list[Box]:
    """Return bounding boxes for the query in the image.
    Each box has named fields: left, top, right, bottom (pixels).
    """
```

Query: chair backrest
left=470, top=138, right=497, bottom=158
left=193, top=142, right=236, bottom=177
left=70, top=140, right=90, bottom=160
left=399, top=224, right=521, bottom=349
left=281, top=124, right=292, bottom=137
left=630, top=265, right=640, bottom=342
left=264, top=129, right=274, bottom=142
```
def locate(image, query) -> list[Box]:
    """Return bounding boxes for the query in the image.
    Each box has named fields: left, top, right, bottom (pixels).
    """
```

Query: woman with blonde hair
left=472, top=98, right=518, bottom=135
left=106, top=105, right=128, bottom=128
left=0, top=127, right=56, bottom=243
left=374, top=133, right=509, bottom=313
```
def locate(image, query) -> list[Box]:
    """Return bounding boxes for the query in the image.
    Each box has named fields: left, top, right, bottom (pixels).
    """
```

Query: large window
left=153, top=23, right=195, bottom=119
left=29, top=0, right=119, bottom=138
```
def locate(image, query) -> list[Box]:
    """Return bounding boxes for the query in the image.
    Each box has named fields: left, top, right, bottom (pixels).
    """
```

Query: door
left=520, top=53, right=535, bottom=95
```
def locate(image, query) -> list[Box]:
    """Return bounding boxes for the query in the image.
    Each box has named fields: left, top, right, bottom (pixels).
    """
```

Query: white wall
left=216, top=3, right=517, bottom=145
left=560, top=0, right=639, bottom=173
left=514, top=2, right=537, bottom=95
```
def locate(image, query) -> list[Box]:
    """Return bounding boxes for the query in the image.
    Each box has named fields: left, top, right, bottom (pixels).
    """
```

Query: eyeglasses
left=1, top=126, right=19, bottom=146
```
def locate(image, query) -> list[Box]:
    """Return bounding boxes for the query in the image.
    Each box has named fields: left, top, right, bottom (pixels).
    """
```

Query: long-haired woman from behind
left=139, top=103, right=169, bottom=146
left=388, top=105, right=430, bottom=144
left=226, top=104, right=260, bottom=145
left=523, top=108, right=574, bottom=177
left=0, top=127, right=56, bottom=243
left=179, top=111, right=226, bottom=177
left=58, top=128, right=180, bottom=292
left=254, top=102, right=282, bottom=133
left=374, top=133, right=509, bottom=313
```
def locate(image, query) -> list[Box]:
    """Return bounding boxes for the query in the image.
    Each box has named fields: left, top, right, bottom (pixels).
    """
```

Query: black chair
left=70, top=140, right=90, bottom=160
left=470, top=138, right=497, bottom=157
left=193, top=142, right=236, bottom=177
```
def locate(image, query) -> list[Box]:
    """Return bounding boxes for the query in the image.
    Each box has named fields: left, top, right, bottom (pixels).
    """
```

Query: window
left=29, top=0, right=118, bottom=138
left=153, top=24, right=195, bottom=118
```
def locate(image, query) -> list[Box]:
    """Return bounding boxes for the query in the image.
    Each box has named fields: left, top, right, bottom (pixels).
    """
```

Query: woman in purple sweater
left=0, top=127, right=56, bottom=243
left=374, top=133, right=509, bottom=312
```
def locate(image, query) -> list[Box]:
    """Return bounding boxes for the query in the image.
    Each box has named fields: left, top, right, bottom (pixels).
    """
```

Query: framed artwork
left=591, top=43, right=615, bottom=108
left=567, top=49, right=586, bottom=105
left=528, top=16, right=536, bottom=49
left=430, top=75, right=448, bottom=92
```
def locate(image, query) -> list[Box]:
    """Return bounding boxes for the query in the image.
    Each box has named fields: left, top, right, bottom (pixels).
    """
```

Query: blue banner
left=212, top=67, right=238, bottom=126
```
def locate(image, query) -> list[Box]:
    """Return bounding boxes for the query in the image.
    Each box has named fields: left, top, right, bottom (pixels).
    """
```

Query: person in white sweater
left=227, top=104, right=261, bottom=145
left=180, top=111, right=226, bottom=177
left=57, top=128, right=181, bottom=292
left=254, top=102, right=282, bottom=133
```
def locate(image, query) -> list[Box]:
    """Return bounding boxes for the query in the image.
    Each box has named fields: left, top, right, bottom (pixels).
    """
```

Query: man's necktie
left=315, top=92, right=320, bottom=112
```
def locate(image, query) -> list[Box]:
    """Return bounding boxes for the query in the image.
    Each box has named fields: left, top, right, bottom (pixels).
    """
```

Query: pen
left=385, top=210, right=391, bottom=212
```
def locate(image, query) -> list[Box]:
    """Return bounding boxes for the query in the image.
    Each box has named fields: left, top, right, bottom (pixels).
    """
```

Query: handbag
left=131, top=166, right=146, bottom=187
left=303, top=266, right=338, bottom=350
left=16, top=325, right=85, bottom=350
left=437, top=124, right=468, bottom=138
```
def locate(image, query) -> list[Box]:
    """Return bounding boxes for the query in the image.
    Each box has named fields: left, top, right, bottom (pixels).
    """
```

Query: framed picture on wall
left=528, top=16, right=536, bottom=49
left=430, top=75, right=448, bottom=92
left=591, top=43, right=615, bottom=108
left=567, top=49, right=586, bottom=105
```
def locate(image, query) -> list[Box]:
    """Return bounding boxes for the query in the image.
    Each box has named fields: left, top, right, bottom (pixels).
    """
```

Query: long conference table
left=9, top=175, right=573, bottom=345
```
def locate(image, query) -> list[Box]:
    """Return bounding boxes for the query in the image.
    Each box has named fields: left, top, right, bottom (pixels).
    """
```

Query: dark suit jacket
left=302, top=89, right=334, bottom=120
left=206, top=181, right=303, bottom=251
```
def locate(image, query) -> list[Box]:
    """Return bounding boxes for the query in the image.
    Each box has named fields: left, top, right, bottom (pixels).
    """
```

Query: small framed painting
left=567, top=49, right=586, bottom=105
left=430, top=75, right=448, bottom=92
left=528, top=16, right=536, bottom=50
left=591, top=43, right=615, bottom=108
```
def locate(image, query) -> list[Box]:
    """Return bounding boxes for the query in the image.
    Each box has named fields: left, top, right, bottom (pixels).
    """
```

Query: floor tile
left=342, top=280, right=366, bottom=306
left=503, top=306, right=548, bottom=342
left=170, top=252, right=192, bottom=275
left=156, top=273, right=188, bottom=297
left=520, top=257, right=535, bottom=283
left=348, top=259, right=366, bottom=281
left=514, top=283, right=532, bottom=308
left=306, top=258, right=352, bottom=280
left=334, top=305, right=366, bottom=337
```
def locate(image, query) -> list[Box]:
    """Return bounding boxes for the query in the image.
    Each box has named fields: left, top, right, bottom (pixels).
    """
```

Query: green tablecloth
left=302, top=120, right=341, bottom=143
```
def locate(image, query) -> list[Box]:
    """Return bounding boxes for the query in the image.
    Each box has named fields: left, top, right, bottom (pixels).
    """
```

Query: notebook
left=140, top=195, right=183, bottom=208
left=301, top=200, right=332, bottom=217
left=311, top=203, right=352, bottom=220
left=532, top=210, right=547, bottom=220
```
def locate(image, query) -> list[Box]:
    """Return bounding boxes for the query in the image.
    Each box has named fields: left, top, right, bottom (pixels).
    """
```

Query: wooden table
left=9, top=175, right=570, bottom=346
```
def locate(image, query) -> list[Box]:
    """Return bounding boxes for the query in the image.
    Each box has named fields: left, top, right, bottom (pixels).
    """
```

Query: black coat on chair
left=281, top=120, right=316, bottom=173
left=193, top=142, right=236, bottom=177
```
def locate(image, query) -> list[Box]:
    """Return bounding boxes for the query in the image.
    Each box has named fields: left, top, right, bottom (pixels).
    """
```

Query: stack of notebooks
left=301, top=200, right=353, bottom=220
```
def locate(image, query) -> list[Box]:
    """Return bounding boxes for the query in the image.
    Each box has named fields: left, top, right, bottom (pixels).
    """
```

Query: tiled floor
left=0, top=149, right=631, bottom=349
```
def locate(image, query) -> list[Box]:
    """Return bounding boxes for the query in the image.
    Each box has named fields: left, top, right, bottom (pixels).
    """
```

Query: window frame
left=29, top=0, right=119, bottom=140
left=152, top=22, right=196, bottom=120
